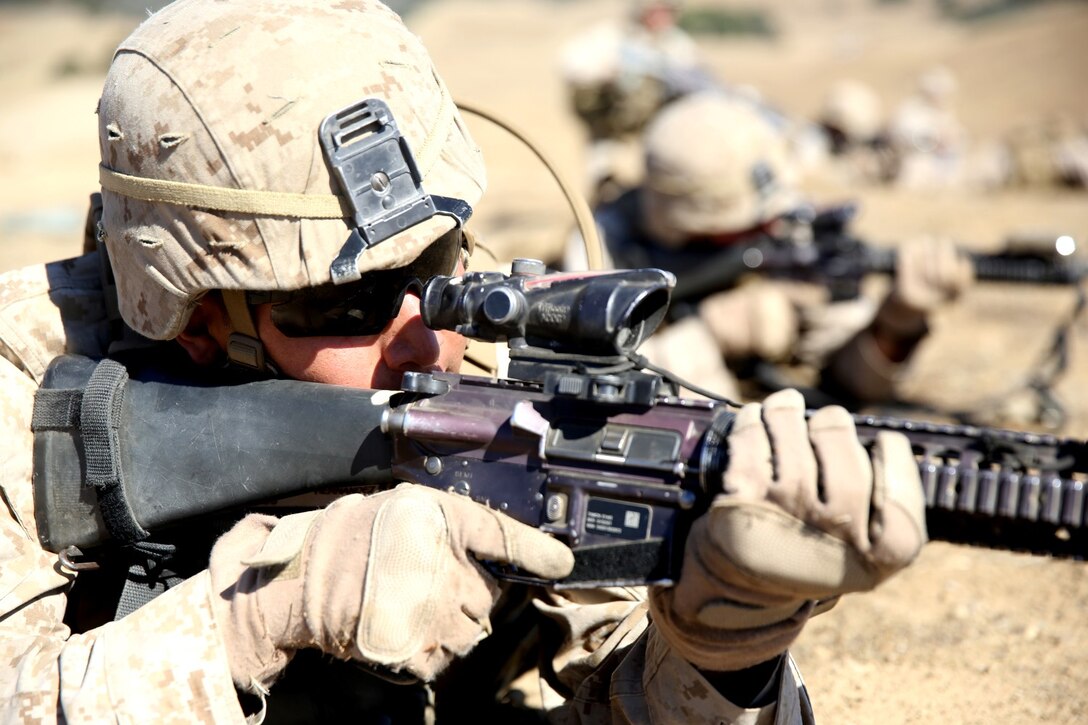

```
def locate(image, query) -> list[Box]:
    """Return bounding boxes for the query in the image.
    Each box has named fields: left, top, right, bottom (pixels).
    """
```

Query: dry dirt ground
left=2, top=1, right=1087, bottom=722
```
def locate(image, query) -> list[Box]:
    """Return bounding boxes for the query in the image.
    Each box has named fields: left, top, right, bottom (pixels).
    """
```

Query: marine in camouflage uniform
left=558, top=1, right=714, bottom=203
left=0, top=2, right=928, bottom=723
left=886, top=67, right=969, bottom=190
left=570, top=91, right=974, bottom=408
left=1002, top=115, right=1088, bottom=190
left=814, top=80, right=898, bottom=187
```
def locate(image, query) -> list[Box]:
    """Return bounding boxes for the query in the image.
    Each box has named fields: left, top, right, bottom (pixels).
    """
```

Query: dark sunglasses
left=247, top=230, right=463, bottom=338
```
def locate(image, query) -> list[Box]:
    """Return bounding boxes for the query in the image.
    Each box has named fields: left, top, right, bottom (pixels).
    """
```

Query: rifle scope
left=421, top=261, right=675, bottom=357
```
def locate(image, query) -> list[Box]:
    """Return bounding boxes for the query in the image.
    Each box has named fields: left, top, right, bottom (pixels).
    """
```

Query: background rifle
left=669, top=203, right=1086, bottom=307
left=33, top=264, right=1087, bottom=588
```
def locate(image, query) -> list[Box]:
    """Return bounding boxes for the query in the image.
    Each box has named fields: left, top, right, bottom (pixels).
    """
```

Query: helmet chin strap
left=220, top=289, right=272, bottom=373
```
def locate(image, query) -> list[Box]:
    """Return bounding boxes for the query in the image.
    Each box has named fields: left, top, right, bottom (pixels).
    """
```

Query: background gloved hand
left=650, top=389, right=926, bottom=672
left=697, top=282, right=799, bottom=362
left=638, top=316, right=743, bottom=401
left=879, top=235, right=975, bottom=338
left=796, top=297, right=879, bottom=367
left=209, top=484, right=574, bottom=692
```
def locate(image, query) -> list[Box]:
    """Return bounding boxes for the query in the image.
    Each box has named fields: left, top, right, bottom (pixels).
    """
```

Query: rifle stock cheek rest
left=33, top=354, right=394, bottom=552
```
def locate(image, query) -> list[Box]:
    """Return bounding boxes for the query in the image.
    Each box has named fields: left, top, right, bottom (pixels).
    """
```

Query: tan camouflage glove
left=650, top=389, right=926, bottom=672
left=209, top=484, right=574, bottom=692
left=878, top=235, right=974, bottom=338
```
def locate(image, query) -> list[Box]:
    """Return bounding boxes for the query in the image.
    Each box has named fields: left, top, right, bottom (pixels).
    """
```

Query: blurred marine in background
left=815, top=79, right=897, bottom=186
left=886, top=67, right=968, bottom=190
left=558, top=0, right=716, bottom=203
left=569, top=91, right=974, bottom=407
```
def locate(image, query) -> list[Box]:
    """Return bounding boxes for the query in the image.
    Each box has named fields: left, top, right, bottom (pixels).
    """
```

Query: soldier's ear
left=176, top=293, right=230, bottom=365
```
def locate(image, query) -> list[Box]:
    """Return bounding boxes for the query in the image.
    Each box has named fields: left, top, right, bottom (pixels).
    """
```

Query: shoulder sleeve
left=633, top=628, right=815, bottom=725
left=0, top=256, right=113, bottom=386
left=0, top=264, right=67, bottom=384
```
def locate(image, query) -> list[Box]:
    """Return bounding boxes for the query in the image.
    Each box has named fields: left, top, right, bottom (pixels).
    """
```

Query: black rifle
left=669, top=203, right=1087, bottom=305
left=33, top=265, right=1087, bottom=588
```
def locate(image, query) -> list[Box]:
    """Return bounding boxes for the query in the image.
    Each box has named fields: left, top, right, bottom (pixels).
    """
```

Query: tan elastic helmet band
left=100, top=101, right=604, bottom=275
left=100, top=162, right=350, bottom=372
left=98, top=166, right=351, bottom=220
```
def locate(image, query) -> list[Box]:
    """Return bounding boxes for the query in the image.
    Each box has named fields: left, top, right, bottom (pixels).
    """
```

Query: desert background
left=1, top=0, right=1086, bottom=722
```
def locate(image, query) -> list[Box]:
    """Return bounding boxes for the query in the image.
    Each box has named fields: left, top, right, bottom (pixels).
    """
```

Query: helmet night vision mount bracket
left=320, top=98, right=474, bottom=285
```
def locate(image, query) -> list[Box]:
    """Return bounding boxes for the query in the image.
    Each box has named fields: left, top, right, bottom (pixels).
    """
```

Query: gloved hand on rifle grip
left=650, top=389, right=926, bottom=672
left=208, top=484, right=575, bottom=692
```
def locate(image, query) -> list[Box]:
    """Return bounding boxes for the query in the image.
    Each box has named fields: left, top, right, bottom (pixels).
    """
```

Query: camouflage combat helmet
left=819, top=80, right=883, bottom=144
left=639, top=91, right=800, bottom=247
left=96, top=0, right=485, bottom=346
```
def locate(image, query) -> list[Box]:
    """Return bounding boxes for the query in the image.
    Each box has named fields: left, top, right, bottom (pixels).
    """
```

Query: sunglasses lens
left=268, top=284, right=393, bottom=337
left=263, top=230, right=462, bottom=337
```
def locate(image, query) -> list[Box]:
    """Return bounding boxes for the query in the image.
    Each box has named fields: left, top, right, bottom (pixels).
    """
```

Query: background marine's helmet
left=639, top=91, right=800, bottom=247
left=96, top=0, right=486, bottom=341
left=819, top=79, right=884, bottom=146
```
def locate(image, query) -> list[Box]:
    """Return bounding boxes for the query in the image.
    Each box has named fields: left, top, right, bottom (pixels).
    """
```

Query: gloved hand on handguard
left=650, top=388, right=927, bottom=672
left=877, top=235, right=974, bottom=340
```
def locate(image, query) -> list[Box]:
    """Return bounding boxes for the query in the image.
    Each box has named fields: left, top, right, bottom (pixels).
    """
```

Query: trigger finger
left=898, top=241, right=920, bottom=285
left=935, top=238, right=958, bottom=288
left=922, top=237, right=941, bottom=287
left=446, top=496, right=575, bottom=580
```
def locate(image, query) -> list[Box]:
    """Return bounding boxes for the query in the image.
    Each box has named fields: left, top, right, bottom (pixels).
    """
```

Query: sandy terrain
left=1, top=1, right=1086, bottom=722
